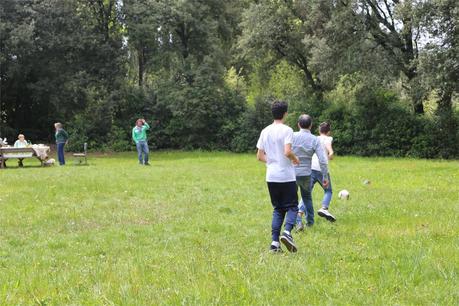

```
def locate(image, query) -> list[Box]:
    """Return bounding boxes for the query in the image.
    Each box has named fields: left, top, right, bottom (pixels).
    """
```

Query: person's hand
left=323, top=179, right=329, bottom=188
left=142, top=119, right=146, bottom=124
left=292, top=156, right=300, bottom=165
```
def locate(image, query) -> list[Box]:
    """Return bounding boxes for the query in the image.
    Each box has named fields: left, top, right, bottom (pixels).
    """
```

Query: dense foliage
left=1, top=0, right=458, bottom=158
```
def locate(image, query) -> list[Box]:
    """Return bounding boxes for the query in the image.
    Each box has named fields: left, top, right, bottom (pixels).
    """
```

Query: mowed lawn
left=0, top=151, right=458, bottom=305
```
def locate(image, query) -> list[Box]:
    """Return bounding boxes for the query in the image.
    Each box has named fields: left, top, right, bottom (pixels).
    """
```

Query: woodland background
left=1, top=0, right=458, bottom=158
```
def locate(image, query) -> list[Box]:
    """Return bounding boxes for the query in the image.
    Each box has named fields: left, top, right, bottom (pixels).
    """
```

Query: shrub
left=321, top=75, right=458, bottom=158
left=156, top=78, right=246, bottom=150
left=108, top=125, right=132, bottom=152
left=231, top=96, right=272, bottom=152
left=66, top=114, right=89, bottom=152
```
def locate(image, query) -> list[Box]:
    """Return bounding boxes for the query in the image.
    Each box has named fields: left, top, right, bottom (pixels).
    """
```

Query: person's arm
left=284, top=143, right=299, bottom=165
left=256, top=131, right=268, bottom=163
left=256, top=131, right=266, bottom=163
left=132, top=128, right=137, bottom=143
left=257, top=149, right=267, bottom=163
left=63, top=130, right=69, bottom=143
left=315, top=139, right=329, bottom=187
left=325, top=142, right=334, bottom=160
left=142, top=120, right=150, bottom=130
left=284, top=130, right=299, bottom=165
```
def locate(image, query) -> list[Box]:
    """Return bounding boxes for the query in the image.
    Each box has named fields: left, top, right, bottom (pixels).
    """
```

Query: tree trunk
left=407, top=74, right=425, bottom=114
left=300, top=67, right=323, bottom=101
left=437, top=87, right=453, bottom=115
left=295, top=54, right=324, bottom=102
left=413, top=100, right=424, bottom=114
left=138, top=47, right=145, bottom=87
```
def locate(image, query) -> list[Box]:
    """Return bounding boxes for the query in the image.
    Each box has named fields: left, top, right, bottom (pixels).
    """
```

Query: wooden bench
left=0, top=147, right=44, bottom=168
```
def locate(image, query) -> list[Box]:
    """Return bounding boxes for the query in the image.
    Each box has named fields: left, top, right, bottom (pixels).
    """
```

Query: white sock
left=284, top=230, right=290, bottom=235
left=271, top=241, right=280, bottom=247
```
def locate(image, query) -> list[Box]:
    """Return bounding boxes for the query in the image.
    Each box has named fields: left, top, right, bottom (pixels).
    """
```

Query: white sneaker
left=318, top=208, right=336, bottom=222
left=295, top=221, right=305, bottom=232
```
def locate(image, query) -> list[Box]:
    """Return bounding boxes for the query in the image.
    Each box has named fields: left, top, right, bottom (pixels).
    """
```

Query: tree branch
left=383, top=0, right=395, bottom=27
left=365, top=0, right=396, bottom=33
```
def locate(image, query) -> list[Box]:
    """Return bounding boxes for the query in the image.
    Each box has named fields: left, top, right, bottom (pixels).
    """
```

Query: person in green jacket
left=132, top=118, right=150, bottom=165
left=54, top=122, right=69, bottom=165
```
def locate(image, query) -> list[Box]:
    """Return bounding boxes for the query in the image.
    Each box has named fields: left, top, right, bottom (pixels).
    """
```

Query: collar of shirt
left=299, top=129, right=311, bottom=133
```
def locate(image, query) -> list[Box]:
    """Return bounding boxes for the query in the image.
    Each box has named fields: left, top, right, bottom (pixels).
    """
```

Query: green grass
left=1, top=152, right=458, bottom=305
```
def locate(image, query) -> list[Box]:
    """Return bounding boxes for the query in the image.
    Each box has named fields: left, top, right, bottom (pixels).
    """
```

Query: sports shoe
left=144, top=162, right=151, bottom=166
left=295, top=221, right=305, bottom=232
left=269, top=244, right=283, bottom=253
left=280, top=231, right=297, bottom=253
left=318, top=208, right=336, bottom=222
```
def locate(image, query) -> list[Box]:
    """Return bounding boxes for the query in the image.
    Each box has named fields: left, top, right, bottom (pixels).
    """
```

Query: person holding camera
left=132, top=118, right=150, bottom=165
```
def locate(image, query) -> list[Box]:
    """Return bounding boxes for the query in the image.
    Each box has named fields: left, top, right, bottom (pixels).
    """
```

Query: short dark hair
left=298, top=114, right=312, bottom=129
left=319, top=122, right=331, bottom=134
left=271, top=100, right=288, bottom=120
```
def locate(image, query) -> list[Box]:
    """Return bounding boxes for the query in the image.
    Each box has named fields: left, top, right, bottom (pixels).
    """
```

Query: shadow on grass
left=1, top=163, right=91, bottom=170
left=1, top=165, right=49, bottom=170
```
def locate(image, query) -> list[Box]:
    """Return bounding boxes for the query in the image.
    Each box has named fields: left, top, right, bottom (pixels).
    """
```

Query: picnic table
left=0, top=145, right=50, bottom=168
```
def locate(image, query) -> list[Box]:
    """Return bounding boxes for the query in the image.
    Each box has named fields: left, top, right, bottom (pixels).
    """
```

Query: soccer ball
left=44, top=158, right=55, bottom=166
left=338, top=189, right=350, bottom=200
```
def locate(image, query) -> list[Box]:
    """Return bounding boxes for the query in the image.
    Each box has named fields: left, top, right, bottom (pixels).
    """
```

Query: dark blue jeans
left=298, top=170, right=333, bottom=225
left=136, top=141, right=149, bottom=164
left=57, top=142, right=66, bottom=165
left=296, top=176, right=313, bottom=224
left=267, top=181, right=298, bottom=242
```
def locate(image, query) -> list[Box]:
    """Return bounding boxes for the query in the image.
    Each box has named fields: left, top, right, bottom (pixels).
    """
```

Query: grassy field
left=1, top=151, right=458, bottom=305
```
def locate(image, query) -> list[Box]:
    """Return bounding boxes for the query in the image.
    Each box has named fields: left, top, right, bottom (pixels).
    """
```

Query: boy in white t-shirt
left=297, top=122, right=336, bottom=227
left=257, top=100, right=300, bottom=253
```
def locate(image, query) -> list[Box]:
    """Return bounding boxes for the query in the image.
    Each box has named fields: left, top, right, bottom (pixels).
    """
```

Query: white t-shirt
left=256, top=123, right=296, bottom=182
left=311, top=135, right=333, bottom=171
left=14, top=140, right=27, bottom=148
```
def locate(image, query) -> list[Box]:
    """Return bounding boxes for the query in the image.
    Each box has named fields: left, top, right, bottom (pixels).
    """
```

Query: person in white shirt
left=257, top=100, right=300, bottom=253
left=14, top=134, right=28, bottom=167
left=299, top=122, right=336, bottom=225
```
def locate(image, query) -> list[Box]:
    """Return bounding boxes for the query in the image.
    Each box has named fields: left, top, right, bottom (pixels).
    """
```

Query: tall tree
left=77, top=0, right=126, bottom=89
left=239, top=0, right=337, bottom=101
left=355, top=0, right=429, bottom=114
left=123, top=0, right=170, bottom=87
left=420, top=0, right=458, bottom=114
left=0, top=0, right=126, bottom=140
left=1, top=0, right=88, bottom=137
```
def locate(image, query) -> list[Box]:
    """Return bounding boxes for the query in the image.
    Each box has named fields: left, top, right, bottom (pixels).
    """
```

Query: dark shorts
left=267, top=181, right=298, bottom=209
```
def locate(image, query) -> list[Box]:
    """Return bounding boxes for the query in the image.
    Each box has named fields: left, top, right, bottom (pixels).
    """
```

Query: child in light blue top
left=14, top=134, right=28, bottom=148
left=14, top=134, right=28, bottom=167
